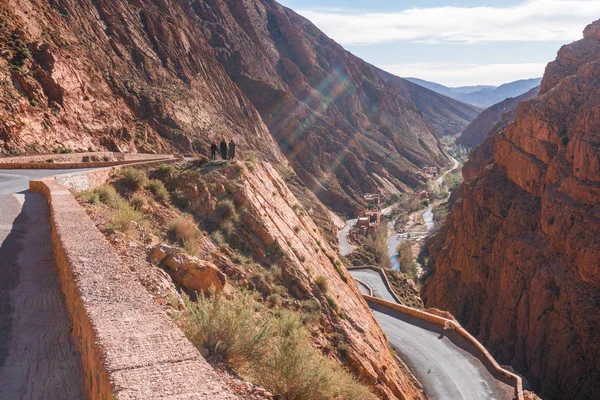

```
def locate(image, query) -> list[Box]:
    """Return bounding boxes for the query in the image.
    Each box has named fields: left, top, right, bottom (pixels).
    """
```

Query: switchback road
left=349, top=268, right=514, bottom=400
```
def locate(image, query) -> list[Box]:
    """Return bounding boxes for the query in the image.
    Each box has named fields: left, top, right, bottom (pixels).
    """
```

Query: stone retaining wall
left=30, top=178, right=237, bottom=400
left=0, top=152, right=174, bottom=164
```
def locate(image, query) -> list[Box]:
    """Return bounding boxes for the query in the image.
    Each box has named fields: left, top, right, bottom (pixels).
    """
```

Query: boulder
left=151, top=243, right=227, bottom=294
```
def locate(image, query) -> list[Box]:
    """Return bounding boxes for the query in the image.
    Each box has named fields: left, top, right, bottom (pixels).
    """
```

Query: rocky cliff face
left=424, top=20, right=600, bottom=400
left=0, top=0, right=284, bottom=160
left=458, top=86, right=540, bottom=149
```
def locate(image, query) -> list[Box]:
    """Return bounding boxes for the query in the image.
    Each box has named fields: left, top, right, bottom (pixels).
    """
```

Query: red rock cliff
left=424, top=20, right=600, bottom=400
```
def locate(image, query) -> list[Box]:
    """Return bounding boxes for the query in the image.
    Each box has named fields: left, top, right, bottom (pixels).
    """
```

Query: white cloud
left=296, top=1, right=600, bottom=45
left=379, top=62, right=547, bottom=86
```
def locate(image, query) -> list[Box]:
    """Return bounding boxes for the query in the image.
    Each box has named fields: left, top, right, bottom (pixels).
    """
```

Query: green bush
left=146, top=179, right=169, bottom=202
left=179, top=290, right=272, bottom=368
left=158, top=164, right=176, bottom=176
left=94, top=184, right=122, bottom=208
left=130, top=195, right=146, bottom=211
left=120, top=167, right=149, bottom=189
left=326, top=296, right=340, bottom=314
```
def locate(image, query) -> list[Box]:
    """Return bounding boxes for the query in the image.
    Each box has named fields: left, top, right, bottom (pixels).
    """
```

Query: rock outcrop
left=151, top=243, right=227, bottom=294
left=458, top=86, right=540, bottom=149
left=424, top=20, right=600, bottom=400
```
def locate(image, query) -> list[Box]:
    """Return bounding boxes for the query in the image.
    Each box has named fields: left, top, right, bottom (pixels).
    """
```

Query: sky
left=277, top=0, right=600, bottom=87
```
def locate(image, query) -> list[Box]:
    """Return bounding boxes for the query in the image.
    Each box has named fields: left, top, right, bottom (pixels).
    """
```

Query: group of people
left=211, top=139, right=236, bottom=161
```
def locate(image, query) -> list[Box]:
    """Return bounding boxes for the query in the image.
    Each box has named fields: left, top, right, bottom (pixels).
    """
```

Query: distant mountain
left=406, top=77, right=542, bottom=108
left=457, top=86, right=540, bottom=148
left=376, top=69, right=481, bottom=137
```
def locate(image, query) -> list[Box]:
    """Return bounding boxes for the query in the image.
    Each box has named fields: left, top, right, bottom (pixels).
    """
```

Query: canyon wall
left=424, top=20, right=600, bottom=400
left=0, top=0, right=284, bottom=162
left=458, top=86, right=540, bottom=149
left=0, top=0, right=479, bottom=215
left=179, top=0, right=466, bottom=214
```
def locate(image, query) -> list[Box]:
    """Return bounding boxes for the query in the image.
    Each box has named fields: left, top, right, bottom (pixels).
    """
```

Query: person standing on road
left=210, top=143, right=217, bottom=160
left=228, top=140, right=236, bottom=160
left=220, top=139, right=227, bottom=161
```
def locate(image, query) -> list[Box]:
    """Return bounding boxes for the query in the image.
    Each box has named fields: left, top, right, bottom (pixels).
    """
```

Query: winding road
left=349, top=268, right=514, bottom=400
left=0, top=170, right=87, bottom=399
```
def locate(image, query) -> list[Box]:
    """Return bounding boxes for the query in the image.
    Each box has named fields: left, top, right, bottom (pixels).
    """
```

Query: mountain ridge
left=406, top=77, right=542, bottom=108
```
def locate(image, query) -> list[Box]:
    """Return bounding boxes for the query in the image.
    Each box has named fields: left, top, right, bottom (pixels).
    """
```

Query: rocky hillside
left=0, top=0, right=476, bottom=216
left=193, top=0, right=462, bottom=215
left=376, top=67, right=481, bottom=137
left=0, top=0, right=284, bottom=161
left=424, top=20, right=600, bottom=400
left=81, top=161, right=426, bottom=400
left=457, top=86, right=540, bottom=148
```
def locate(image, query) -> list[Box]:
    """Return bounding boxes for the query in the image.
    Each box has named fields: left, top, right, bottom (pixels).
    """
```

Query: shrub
left=130, top=195, right=146, bottom=211
left=53, top=147, right=73, bottom=154
left=179, top=290, right=272, bottom=368
left=548, top=216, right=556, bottom=225
left=146, top=179, right=169, bottom=202
left=82, top=155, right=91, bottom=163
left=158, top=164, right=176, bottom=176
left=94, top=184, right=122, bottom=208
left=211, top=230, right=225, bottom=247
left=120, top=167, right=149, bottom=189
left=215, top=198, right=237, bottom=222
left=29, top=99, right=38, bottom=107
left=326, top=296, right=340, bottom=314
left=177, top=291, right=375, bottom=400
left=561, top=136, right=569, bottom=146
left=257, top=311, right=374, bottom=400
left=111, top=203, right=143, bottom=232
left=167, top=218, right=198, bottom=246
left=315, top=275, right=328, bottom=293
left=81, top=190, right=100, bottom=205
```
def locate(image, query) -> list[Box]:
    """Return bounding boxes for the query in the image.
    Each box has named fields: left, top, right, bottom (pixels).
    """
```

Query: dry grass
left=177, top=291, right=375, bottom=400
left=315, top=275, right=329, bottom=293
left=167, top=218, right=199, bottom=247
left=146, top=179, right=169, bottom=202
left=120, top=167, right=149, bottom=189
left=111, top=202, right=143, bottom=232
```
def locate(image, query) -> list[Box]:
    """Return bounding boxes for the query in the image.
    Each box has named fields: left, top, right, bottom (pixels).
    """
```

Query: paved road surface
left=349, top=268, right=513, bottom=400
left=337, top=218, right=357, bottom=256
left=0, top=170, right=86, bottom=399
left=348, top=268, right=397, bottom=303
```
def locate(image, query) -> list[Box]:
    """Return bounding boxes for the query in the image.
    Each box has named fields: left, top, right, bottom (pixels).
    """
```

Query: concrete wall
left=0, top=152, right=174, bottom=164
left=30, top=178, right=237, bottom=399
left=0, top=154, right=177, bottom=170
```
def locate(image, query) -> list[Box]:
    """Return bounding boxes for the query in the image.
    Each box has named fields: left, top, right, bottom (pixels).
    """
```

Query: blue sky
left=277, top=0, right=599, bottom=86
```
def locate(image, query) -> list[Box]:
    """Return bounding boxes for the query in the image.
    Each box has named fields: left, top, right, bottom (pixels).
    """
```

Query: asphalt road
left=348, top=268, right=398, bottom=303
left=0, top=170, right=85, bottom=399
left=349, top=268, right=514, bottom=400
left=337, top=218, right=357, bottom=256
